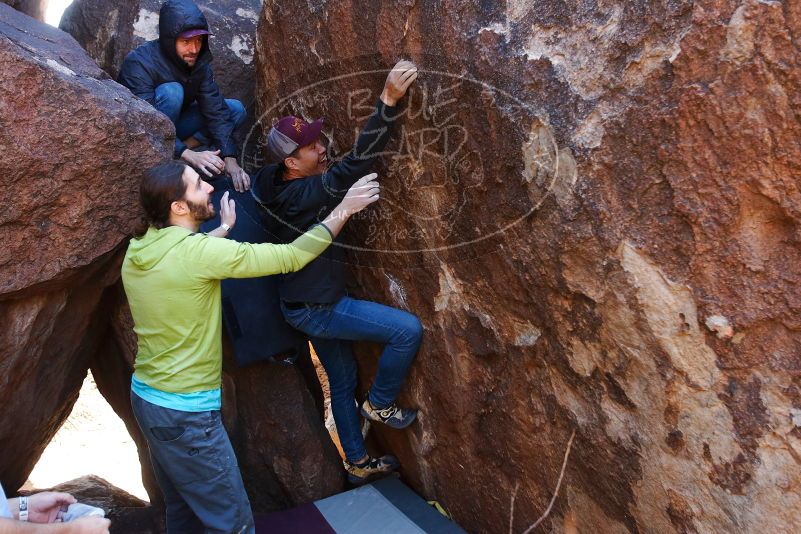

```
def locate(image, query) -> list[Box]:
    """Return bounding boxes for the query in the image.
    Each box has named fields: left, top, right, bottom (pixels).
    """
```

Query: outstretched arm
left=322, top=61, right=418, bottom=198
left=194, top=174, right=380, bottom=280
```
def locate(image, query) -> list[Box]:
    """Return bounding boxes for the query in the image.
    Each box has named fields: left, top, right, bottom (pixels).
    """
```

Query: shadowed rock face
left=0, top=2, right=173, bottom=492
left=221, top=342, right=345, bottom=511
left=60, top=0, right=262, bottom=169
left=256, top=1, right=801, bottom=532
left=1, top=0, right=46, bottom=21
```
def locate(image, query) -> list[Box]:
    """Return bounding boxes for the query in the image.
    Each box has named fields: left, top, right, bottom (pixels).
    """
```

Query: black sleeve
left=118, top=54, right=156, bottom=105
left=119, top=55, right=189, bottom=157
left=321, top=99, right=400, bottom=200
left=197, top=66, right=238, bottom=158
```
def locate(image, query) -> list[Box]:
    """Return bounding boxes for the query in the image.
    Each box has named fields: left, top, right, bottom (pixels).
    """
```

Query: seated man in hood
left=119, top=0, right=251, bottom=192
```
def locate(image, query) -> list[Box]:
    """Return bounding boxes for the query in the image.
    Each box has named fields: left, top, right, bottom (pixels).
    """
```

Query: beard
left=187, top=198, right=215, bottom=222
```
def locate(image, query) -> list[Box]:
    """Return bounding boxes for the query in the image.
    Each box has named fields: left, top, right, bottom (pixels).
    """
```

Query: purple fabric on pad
left=255, top=502, right=336, bottom=534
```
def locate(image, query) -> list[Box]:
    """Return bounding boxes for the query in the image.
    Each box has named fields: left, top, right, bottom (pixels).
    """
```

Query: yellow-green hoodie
left=121, top=224, right=332, bottom=393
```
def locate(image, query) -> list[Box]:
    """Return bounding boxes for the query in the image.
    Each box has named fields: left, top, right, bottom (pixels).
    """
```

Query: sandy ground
left=310, top=347, right=345, bottom=458
left=25, top=373, right=149, bottom=501
left=310, top=344, right=372, bottom=460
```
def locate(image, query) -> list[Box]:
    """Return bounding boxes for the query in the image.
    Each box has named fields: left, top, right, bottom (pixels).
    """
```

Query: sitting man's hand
left=26, top=491, right=76, bottom=523
left=381, top=60, right=418, bottom=107
left=225, top=157, right=251, bottom=192
left=181, top=149, right=225, bottom=177
left=71, top=516, right=111, bottom=533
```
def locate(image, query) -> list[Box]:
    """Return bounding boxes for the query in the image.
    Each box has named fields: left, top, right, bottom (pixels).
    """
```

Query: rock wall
left=0, top=2, right=173, bottom=491
left=222, top=344, right=345, bottom=511
left=255, top=1, right=801, bottom=532
left=60, top=0, right=262, bottom=169
left=1, top=0, right=46, bottom=21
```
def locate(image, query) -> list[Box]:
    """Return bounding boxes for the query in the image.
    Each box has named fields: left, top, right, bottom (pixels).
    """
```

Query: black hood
left=158, top=0, right=212, bottom=72
left=252, top=164, right=291, bottom=213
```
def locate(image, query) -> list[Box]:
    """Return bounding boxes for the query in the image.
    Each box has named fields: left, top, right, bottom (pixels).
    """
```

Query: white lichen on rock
left=235, top=7, right=258, bottom=23
left=705, top=315, right=734, bottom=339
left=45, top=59, right=76, bottom=76
left=227, top=35, right=253, bottom=64
left=133, top=9, right=159, bottom=41
left=384, top=273, right=409, bottom=310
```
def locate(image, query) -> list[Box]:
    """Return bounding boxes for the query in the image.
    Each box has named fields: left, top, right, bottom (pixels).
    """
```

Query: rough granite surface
left=255, top=1, right=801, bottom=532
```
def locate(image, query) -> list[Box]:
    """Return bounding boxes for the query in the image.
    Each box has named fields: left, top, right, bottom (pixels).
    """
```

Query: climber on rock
left=250, top=60, right=422, bottom=486
left=118, top=0, right=251, bottom=192
left=121, top=160, right=379, bottom=533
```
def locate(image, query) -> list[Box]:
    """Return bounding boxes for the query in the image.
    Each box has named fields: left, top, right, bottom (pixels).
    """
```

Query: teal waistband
left=131, top=375, right=221, bottom=412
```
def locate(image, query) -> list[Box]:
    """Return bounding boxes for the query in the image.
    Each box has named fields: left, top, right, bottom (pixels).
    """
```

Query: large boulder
left=0, top=2, right=173, bottom=492
left=1, top=0, right=46, bottom=21
left=255, top=0, right=801, bottom=532
left=59, top=0, right=262, bottom=169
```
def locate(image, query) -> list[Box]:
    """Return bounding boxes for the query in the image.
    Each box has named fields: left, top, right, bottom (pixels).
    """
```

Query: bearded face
left=187, top=197, right=215, bottom=222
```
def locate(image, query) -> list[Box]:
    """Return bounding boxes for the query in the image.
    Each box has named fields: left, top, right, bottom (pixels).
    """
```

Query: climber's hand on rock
left=181, top=149, right=225, bottom=177
left=319, top=173, right=380, bottom=238
left=381, top=60, right=418, bottom=106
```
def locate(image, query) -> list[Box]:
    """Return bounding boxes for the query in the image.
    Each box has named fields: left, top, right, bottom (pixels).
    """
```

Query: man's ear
left=284, top=156, right=298, bottom=171
left=171, top=199, right=188, bottom=216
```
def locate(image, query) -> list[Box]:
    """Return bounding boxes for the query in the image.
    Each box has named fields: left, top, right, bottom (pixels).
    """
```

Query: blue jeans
left=281, top=297, right=423, bottom=462
left=154, top=82, right=246, bottom=148
left=131, top=393, right=255, bottom=534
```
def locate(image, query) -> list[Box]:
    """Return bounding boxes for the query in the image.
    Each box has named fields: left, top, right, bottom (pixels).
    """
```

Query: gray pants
left=131, top=392, right=254, bottom=534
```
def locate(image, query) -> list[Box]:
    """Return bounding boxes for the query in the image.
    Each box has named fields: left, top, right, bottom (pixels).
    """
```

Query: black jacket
left=251, top=100, right=400, bottom=304
left=117, top=0, right=237, bottom=159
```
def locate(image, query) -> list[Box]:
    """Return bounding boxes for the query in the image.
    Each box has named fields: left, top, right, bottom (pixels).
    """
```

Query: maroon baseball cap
left=177, top=28, right=211, bottom=39
left=267, top=116, right=324, bottom=161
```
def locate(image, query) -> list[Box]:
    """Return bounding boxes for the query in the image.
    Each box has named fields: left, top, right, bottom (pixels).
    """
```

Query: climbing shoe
left=360, top=399, right=417, bottom=429
left=344, top=455, right=400, bottom=486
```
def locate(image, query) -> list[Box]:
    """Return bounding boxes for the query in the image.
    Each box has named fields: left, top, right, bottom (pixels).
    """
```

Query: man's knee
left=154, top=82, right=184, bottom=121
left=225, top=98, right=247, bottom=128
left=396, top=313, right=424, bottom=348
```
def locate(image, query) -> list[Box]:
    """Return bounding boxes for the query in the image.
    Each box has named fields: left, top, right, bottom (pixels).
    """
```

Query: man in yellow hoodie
left=122, top=160, right=379, bottom=533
